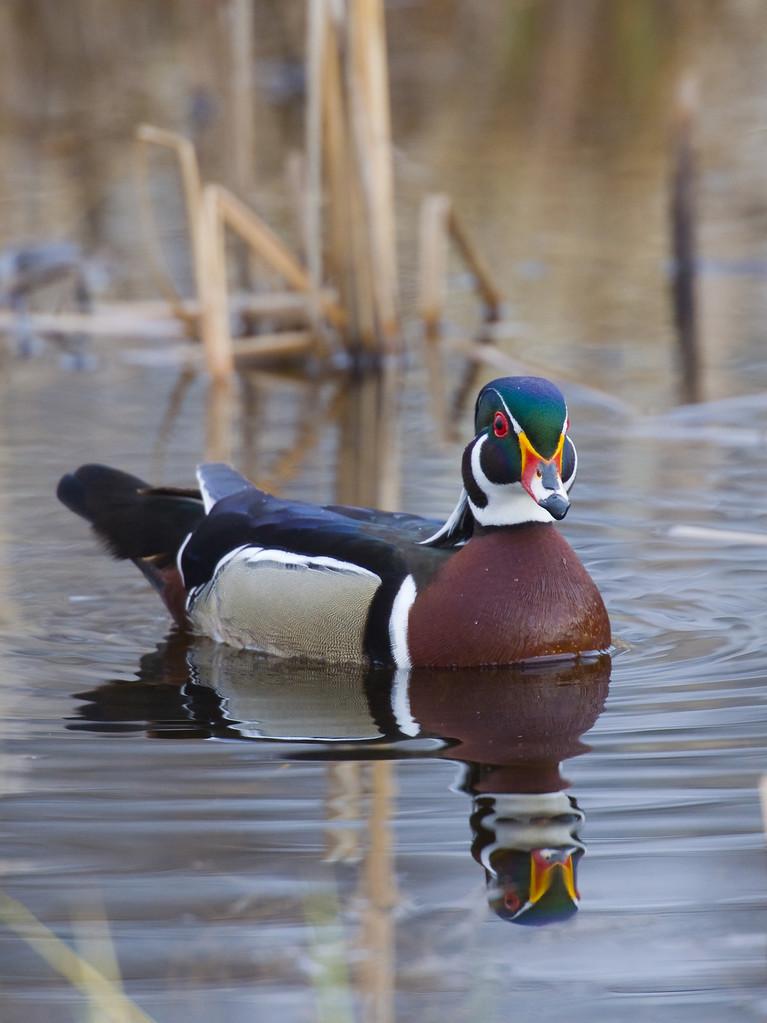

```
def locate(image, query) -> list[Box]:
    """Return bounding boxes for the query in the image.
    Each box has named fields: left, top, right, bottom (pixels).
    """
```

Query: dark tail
left=57, top=464, right=206, bottom=624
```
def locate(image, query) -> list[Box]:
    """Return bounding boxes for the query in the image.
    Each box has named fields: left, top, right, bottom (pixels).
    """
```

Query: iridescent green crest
left=475, top=377, right=567, bottom=459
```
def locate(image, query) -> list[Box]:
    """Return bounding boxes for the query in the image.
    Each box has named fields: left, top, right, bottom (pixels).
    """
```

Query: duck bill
left=519, top=433, right=570, bottom=520
left=529, top=848, right=579, bottom=905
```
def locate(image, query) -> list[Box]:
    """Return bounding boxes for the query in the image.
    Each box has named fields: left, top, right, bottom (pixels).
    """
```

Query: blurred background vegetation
left=2, top=0, right=767, bottom=404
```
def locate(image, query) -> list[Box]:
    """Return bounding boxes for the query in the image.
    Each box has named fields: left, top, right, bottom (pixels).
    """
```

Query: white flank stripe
left=391, top=667, right=418, bottom=736
left=176, top=531, right=193, bottom=584
left=242, top=548, right=380, bottom=577
left=186, top=544, right=257, bottom=611
left=186, top=545, right=380, bottom=613
left=388, top=574, right=417, bottom=670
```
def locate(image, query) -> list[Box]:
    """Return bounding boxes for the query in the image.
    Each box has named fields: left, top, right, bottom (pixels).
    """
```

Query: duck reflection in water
left=73, top=637, right=610, bottom=926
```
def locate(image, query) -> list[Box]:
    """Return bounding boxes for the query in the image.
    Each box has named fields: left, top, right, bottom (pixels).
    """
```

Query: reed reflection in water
left=2, top=346, right=766, bottom=1019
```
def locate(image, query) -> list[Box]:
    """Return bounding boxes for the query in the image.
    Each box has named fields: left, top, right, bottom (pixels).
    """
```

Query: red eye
left=504, top=890, right=521, bottom=912
left=493, top=411, right=509, bottom=438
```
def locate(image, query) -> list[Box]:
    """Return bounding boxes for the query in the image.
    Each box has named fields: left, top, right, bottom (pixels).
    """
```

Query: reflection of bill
left=73, top=638, right=610, bottom=927
left=470, top=790, right=584, bottom=926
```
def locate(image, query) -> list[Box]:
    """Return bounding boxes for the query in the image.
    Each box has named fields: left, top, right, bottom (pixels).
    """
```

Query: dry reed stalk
left=305, top=0, right=326, bottom=296
left=417, top=193, right=507, bottom=434
left=233, top=330, right=317, bottom=360
left=229, top=0, right=255, bottom=196
left=448, top=207, right=503, bottom=318
left=417, top=193, right=503, bottom=333
left=347, top=0, right=400, bottom=353
left=0, top=309, right=190, bottom=340
left=134, top=125, right=205, bottom=334
left=196, top=182, right=347, bottom=379
left=0, top=891, right=156, bottom=1023
left=212, top=184, right=346, bottom=328
left=232, top=288, right=339, bottom=318
left=322, top=6, right=378, bottom=351
left=199, top=185, right=234, bottom=379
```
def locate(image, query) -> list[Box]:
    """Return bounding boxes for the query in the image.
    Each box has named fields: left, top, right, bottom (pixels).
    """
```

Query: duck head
left=471, top=791, right=584, bottom=926
left=424, top=376, right=577, bottom=546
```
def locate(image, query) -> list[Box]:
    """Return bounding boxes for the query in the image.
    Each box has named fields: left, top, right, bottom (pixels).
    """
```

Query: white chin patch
left=470, top=486, right=554, bottom=526
left=470, top=438, right=554, bottom=526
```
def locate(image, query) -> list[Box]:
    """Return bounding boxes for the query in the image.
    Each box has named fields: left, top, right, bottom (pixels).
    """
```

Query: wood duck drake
left=57, top=375, right=610, bottom=668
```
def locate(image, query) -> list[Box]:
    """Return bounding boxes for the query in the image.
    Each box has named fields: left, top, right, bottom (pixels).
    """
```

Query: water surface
left=2, top=2, right=767, bottom=1019
left=0, top=357, right=766, bottom=1022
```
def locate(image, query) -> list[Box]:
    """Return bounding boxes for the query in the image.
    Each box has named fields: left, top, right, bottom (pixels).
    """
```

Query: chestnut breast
left=408, top=525, right=610, bottom=667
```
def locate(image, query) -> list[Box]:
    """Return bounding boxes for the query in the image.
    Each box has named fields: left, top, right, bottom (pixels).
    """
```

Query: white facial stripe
left=490, top=388, right=570, bottom=475
left=563, top=436, right=577, bottom=492
left=388, top=574, right=417, bottom=669
left=488, top=388, right=524, bottom=437
left=470, top=435, right=554, bottom=526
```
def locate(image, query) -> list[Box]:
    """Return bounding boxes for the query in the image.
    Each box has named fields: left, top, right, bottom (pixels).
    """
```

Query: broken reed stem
left=448, top=207, right=504, bottom=320
left=213, top=184, right=346, bottom=329
left=134, top=125, right=205, bottom=335
left=418, top=193, right=451, bottom=342
left=417, top=192, right=506, bottom=435
left=197, top=180, right=348, bottom=379
left=670, top=75, right=701, bottom=404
